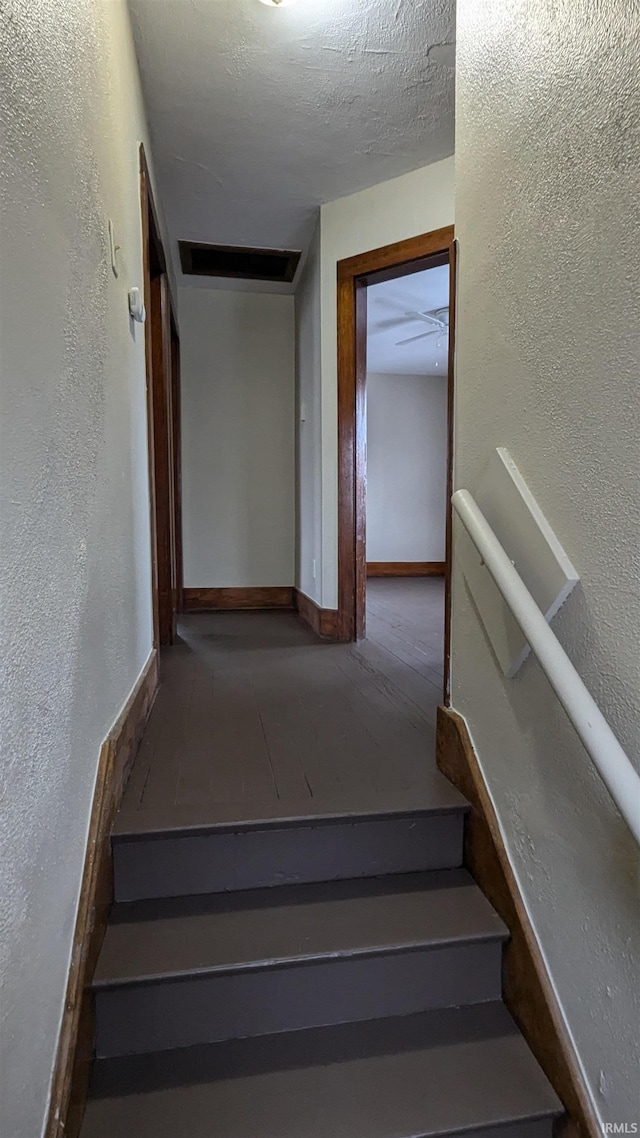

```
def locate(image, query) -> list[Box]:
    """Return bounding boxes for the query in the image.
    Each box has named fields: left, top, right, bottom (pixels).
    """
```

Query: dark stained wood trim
left=183, top=587, right=295, bottom=612
left=366, top=561, right=445, bottom=577
left=45, top=652, right=159, bottom=1138
left=337, top=226, right=455, bottom=645
left=150, top=273, right=176, bottom=645
left=336, top=272, right=356, bottom=641
left=139, top=146, right=179, bottom=329
left=140, top=143, right=181, bottom=646
left=336, top=273, right=367, bottom=641
left=139, top=153, right=160, bottom=650
left=353, top=280, right=368, bottom=642
left=337, top=226, right=455, bottom=282
left=435, top=707, right=598, bottom=1138
left=139, top=147, right=167, bottom=275
left=294, top=588, right=340, bottom=639
left=442, top=237, right=457, bottom=705
left=170, top=318, right=184, bottom=613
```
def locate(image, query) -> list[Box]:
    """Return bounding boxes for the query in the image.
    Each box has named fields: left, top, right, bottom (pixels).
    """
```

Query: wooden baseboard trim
left=366, top=561, right=445, bottom=577
left=183, top=586, right=294, bottom=611
left=435, top=706, right=598, bottom=1138
left=294, top=588, right=341, bottom=640
left=46, top=649, right=159, bottom=1138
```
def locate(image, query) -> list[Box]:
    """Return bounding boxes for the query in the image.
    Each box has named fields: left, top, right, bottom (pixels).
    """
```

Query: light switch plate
left=108, top=219, right=119, bottom=278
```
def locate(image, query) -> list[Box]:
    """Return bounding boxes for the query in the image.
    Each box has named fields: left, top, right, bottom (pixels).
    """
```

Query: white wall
left=453, top=0, right=640, bottom=1123
left=295, top=223, right=323, bottom=601
left=318, top=157, right=454, bottom=606
left=366, top=373, right=447, bottom=562
left=180, top=289, right=295, bottom=588
left=0, top=2, right=161, bottom=1135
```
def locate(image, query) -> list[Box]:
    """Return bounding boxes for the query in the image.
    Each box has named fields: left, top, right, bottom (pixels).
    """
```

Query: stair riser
left=112, top=814, right=464, bottom=902
left=95, top=940, right=501, bottom=1057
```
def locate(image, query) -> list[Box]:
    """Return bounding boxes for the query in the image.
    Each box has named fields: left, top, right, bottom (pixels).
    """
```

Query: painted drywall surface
left=453, top=0, right=640, bottom=1121
left=366, top=374, right=447, bottom=562
left=180, top=289, right=295, bottom=588
left=0, top=2, right=163, bottom=1135
left=319, top=157, right=455, bottom=606
left=128, top=0, right=454, bottom=292
left=295, top=223, right=323, bottom=603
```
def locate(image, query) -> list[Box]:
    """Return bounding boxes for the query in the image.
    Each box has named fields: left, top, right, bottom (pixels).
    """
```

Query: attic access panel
left=179, top=241, right=301, bottom=283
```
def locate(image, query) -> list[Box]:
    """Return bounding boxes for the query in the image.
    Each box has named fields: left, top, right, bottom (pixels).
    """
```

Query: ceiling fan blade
left=404, top=310, right=444, bottom=329
left=372, top=316, right=416, bottom=331
left=396, top=330, right=440, bottom=346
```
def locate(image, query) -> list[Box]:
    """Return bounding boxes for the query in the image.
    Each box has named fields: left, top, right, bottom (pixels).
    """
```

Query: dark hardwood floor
left=116, top=579, right=449, bottom=835
left=365, top=578, right=445, bottom=695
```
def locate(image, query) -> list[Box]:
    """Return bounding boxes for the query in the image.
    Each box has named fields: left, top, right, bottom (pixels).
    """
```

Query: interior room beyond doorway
left=364, top=261, right=450, bottom=694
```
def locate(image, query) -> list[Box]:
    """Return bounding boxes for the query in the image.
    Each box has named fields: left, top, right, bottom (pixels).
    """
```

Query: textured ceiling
left=367, top=264, right=449, bottom=375
left=128, top=0, right=455, bottom=291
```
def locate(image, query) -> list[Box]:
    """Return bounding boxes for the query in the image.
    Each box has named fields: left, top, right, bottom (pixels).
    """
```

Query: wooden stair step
left=82, top=1002, right=562, bottom=1138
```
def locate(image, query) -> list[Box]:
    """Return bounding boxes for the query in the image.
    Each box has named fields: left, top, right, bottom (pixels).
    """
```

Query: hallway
left=116, top=579, right=448, bottom=836
left=5, top=0, right=638, bottom=1132
left=81, top=581, right=560, bottom=1138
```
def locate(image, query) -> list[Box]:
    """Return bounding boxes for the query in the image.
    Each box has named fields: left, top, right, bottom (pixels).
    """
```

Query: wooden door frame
left=336, top=224, right=456, bottom=702
left=170, top=314, right=184, bottom=615
left=140, top=144, right=182, bottom=646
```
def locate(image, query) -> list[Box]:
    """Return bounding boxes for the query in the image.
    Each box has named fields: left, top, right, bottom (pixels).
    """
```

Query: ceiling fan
left=395, top=307, right=449, bottom=346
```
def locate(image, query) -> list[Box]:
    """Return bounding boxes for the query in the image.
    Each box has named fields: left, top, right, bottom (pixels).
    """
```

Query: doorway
left=140, top=145, right=183, bottom=647
left=336, top=226, right=456, bottom=701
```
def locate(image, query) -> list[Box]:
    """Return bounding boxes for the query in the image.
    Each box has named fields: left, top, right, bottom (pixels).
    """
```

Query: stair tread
left=94, top=869, right=507, bottom=988
left=82, top=1003, right=562, bottom=1138
left=112, top=782, right=469, bottom=841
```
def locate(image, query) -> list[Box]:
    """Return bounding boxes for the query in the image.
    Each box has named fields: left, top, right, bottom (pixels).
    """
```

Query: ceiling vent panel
left=179, top=241, right=301, bottom=283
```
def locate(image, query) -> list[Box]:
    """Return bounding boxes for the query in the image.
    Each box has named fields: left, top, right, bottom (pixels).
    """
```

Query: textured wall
left=453, top=0, right=640, bottom=1122
left=366, top=373, right=447, bottom=562
left=295, top=224, right=323, bottom=602
left=318, top=157, right=455, bottom=606
left=180, top=288, right=296, bottom=588
left=0, top=2, right=160, bottom=1134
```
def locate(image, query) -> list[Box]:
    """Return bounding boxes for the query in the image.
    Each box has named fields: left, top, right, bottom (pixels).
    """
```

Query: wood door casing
left=170, top=323, right=184, bottom=615
left=150, top=272, right=176, bottom=646
left=442, top=237, right=457, bottom=704
left=336, top=273, right=368, bottom=642
left=336, top=225, right=455, bottom=703
left=140, top=143, right=182, bottom=649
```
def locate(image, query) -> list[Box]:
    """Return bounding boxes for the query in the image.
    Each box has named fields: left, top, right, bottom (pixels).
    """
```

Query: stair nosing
left=112, top=800, right=469, bottom=843
left=92, top=925, right=508, bottom=991
left=424, top=1105, right=564, bottom=1132
left=84, top=1003, right=564, bottom=1132
left=94, top=871, right=508, bottom=990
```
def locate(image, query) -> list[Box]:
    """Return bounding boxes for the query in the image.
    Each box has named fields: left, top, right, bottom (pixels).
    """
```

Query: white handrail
left=452, top=488, right=640, bottom=846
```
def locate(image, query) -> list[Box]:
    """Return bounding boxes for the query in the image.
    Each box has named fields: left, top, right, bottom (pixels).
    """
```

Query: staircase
left=80, top=793, right=562, bottom=1137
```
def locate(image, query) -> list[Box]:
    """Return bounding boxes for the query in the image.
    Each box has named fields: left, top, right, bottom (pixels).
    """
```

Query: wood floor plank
left=117, top=582, right=446, bottom=831
left=364, top=615, right=444, bottom=690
